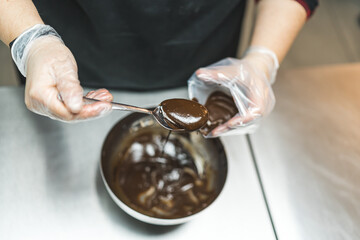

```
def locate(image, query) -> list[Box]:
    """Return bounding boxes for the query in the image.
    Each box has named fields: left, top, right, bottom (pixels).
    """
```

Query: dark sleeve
left=295, top=0, right=318, bottom=18
left=255, top=0, right=319, bottom=19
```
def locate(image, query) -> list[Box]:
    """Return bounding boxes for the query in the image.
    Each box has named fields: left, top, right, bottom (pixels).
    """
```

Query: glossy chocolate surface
left=199, top=91, right=238, bottom=135
left=110, top=129, right=217, bottom=219
left=160, top=99, right=208, bottom=131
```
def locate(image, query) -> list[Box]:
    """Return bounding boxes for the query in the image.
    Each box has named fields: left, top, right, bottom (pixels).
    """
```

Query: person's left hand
left=188, top=46, right=279, bottom=137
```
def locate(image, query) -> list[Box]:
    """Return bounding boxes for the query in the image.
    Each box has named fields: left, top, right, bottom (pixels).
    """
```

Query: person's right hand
left=24, top=36, right=112, bottom=122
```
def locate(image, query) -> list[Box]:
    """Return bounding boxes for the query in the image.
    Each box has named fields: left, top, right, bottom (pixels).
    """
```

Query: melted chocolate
left=161, top=130, right=172, bottom=156
left=111, top=130, right=216, bottom=219
left=160, top=99, right=208, bottom=131
left=199, top=91, right=238, bottom=135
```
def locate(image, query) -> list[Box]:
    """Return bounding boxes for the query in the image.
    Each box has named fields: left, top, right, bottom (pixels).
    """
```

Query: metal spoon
left=83, top=97, right=183, bottom=131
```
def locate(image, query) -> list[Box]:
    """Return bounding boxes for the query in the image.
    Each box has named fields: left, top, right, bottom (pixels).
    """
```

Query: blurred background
left=0, top=0, right=359, bottom=86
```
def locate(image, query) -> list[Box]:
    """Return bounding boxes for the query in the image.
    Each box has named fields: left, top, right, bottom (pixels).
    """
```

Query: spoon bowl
left=151, top=106, right=185, bottom=132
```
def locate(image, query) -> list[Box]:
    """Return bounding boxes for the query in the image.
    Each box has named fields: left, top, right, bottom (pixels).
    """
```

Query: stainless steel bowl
left=100, top=112, right=228, bottom=225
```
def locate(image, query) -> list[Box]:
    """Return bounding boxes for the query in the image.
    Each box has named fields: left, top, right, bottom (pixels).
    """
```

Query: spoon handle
left=83, top=97, right=152, bottom=114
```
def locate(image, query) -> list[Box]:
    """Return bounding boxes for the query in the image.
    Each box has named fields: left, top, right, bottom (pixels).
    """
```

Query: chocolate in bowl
left=100, top=111, right=228, bottom=225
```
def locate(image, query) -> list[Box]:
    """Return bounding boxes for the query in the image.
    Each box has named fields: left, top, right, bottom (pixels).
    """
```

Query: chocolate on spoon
left=159, top=99, right=209, bottom=132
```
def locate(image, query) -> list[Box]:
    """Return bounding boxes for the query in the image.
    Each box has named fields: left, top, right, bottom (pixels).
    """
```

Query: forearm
left=250, top=0, right=307, bottom=63
left=0, top=0, right=43, bottom=46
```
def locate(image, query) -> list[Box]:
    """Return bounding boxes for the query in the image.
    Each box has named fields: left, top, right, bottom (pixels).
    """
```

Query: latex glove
left=188, top=46, right=278, bottom=137
left=24, top=36, right=112, bottom=122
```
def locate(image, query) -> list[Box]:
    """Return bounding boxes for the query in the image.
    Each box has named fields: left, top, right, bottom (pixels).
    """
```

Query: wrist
left=244, top=46, right=279, bottom=84
left=11, top=24, right=62, bottom=77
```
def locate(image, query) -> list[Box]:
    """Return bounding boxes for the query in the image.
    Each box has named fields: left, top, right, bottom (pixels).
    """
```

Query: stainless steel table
left=0, top=87, right=274, bottom=239
left=250, top=63, right=360, bottom=240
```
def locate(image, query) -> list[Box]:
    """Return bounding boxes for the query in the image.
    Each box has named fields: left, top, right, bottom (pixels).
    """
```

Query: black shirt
left=32, top=0, right=246, bottom=90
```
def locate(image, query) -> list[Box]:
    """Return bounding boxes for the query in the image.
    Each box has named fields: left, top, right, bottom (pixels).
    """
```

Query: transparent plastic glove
left=24, top=36, right=112, bottom=122
left=188, top=46, right=278, bottom=137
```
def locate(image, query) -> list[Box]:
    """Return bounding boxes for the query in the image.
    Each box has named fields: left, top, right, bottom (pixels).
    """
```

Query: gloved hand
left=12, top=24, right=112, bottom=122
left=188, top=46, right=278, bottom=137
left=24, top=36, right=112, bottom=122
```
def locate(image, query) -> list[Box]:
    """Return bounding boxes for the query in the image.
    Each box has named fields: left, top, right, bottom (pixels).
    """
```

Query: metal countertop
left=0, top=87, right=274, bottom=239
left=250, top=63, right=360, bottom=240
